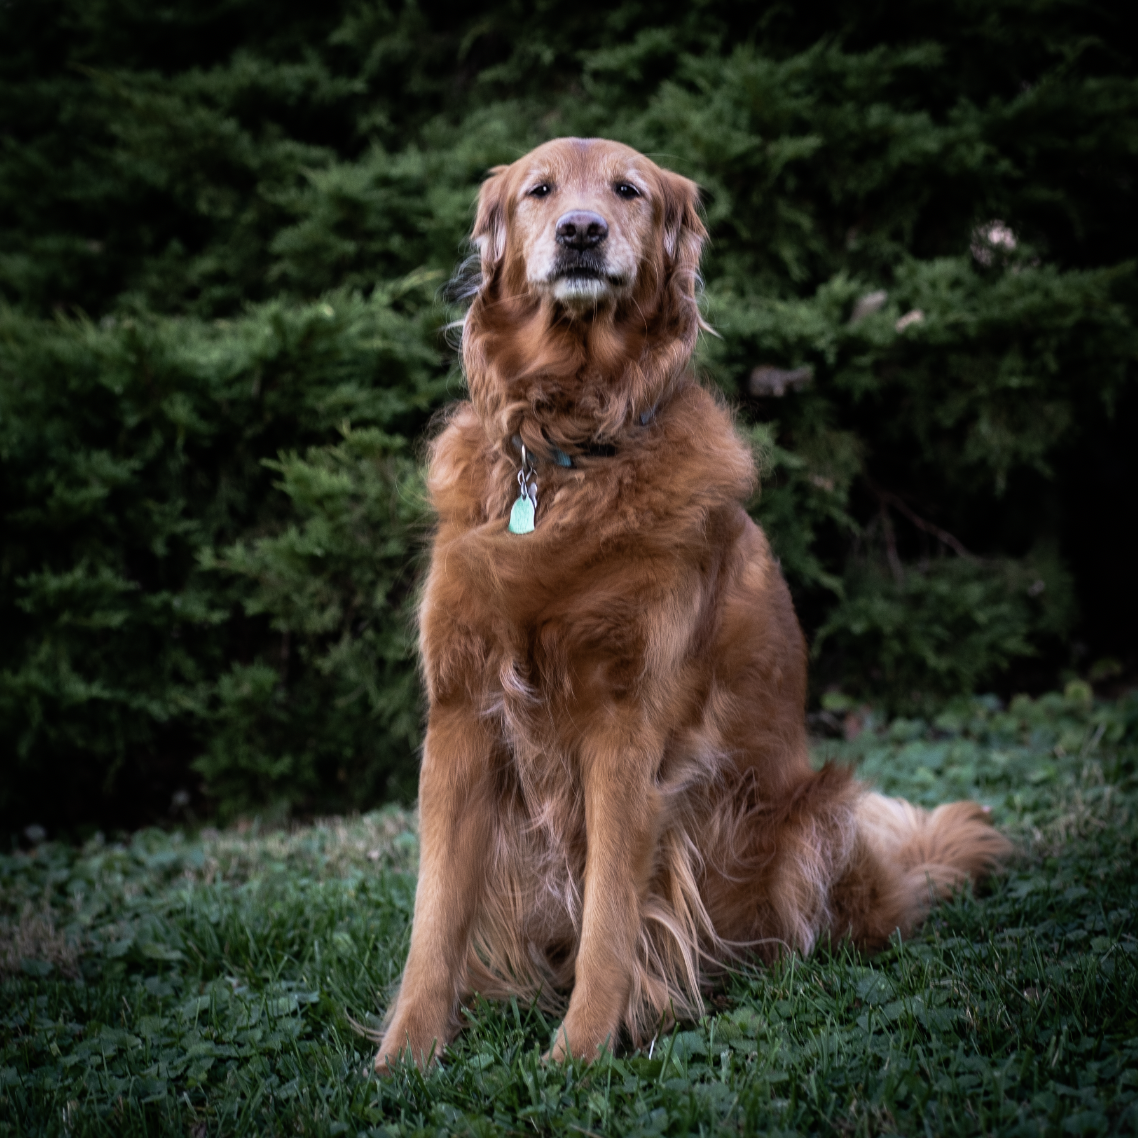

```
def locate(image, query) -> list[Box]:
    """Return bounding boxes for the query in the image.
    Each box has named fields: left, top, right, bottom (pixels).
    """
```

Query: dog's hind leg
left=374, top=708, right=501, bottom=1072
left=704, top=768, right=1010, bottom=959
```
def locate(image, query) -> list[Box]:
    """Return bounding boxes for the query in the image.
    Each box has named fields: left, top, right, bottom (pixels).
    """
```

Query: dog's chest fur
left=419, top=385, right=759, bottom=834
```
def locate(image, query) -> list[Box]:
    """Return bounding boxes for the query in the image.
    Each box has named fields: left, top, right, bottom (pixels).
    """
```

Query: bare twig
left=879, top=502, right=905, bottom=584
left=868, top=480, right=976, bottom=561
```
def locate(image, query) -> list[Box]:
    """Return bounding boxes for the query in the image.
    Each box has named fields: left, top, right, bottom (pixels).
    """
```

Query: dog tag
left=508, top=493, right=535, bottom=534
left=509, top=443, right=537, bottom=534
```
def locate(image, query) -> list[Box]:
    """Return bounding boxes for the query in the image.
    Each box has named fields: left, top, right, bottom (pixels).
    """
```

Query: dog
left=374, top=137, right=1011, bottom=1071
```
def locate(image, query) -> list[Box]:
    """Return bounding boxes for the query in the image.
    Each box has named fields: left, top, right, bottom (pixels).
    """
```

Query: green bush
left=0, top=283, right=444, bottom=831
left=1, top=0, right=1135, bottom=830
left=813, top=553, right=1075, bottom=709
left=198, top=426, right=427, bottom=820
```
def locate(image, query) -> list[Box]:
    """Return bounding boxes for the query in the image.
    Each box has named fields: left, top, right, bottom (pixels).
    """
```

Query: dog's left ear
left=661, top=170, right=708, bottom=277
left=472, top=165, right=511, bottom=276
left=659, top=171, right=708, bottom=333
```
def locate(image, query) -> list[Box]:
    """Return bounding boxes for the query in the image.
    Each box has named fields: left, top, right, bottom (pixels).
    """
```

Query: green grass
left=3, top=685, right=1137, bottom=1137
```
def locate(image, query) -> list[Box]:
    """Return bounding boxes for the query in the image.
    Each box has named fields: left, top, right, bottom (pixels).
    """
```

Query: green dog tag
left=508, top=494, right=535, bottom=534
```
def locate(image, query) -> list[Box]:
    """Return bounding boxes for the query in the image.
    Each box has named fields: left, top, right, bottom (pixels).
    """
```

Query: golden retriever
left=374, top=137, right=1010, bottom=1071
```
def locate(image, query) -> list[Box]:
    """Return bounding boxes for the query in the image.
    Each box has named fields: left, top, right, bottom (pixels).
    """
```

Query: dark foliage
left=0, top=287, right=444, bottom=830
left=1, top=0, right=1135, bottom=829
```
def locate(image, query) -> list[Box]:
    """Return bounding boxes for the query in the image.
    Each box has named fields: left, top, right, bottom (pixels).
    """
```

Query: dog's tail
left=844, top=793, right=1013, bottom=946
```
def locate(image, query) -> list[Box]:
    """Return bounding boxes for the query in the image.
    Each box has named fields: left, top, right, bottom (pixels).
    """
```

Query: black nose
left=556, top=210, right=608, bottom=250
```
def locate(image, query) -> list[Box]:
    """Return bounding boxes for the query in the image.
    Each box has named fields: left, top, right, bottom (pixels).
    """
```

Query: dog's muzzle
left=554, top=210, right=609, bottom=283
left=548, top=209, right=628, bottom=301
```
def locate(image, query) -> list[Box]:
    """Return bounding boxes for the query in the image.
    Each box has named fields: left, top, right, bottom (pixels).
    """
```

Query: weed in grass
left=1, top=907, right=80, bottom=981
left=2, top=690, right=1137, bottom=1135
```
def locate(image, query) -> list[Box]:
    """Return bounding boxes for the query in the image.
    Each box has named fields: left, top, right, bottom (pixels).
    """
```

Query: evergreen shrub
left=1, top=0, right=1135, bottom=830
left=0, top=283, right=444, bottom=829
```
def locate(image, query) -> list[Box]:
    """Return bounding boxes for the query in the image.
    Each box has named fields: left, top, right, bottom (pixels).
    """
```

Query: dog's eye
left=614, top=182, right=641, bottom=200
left=528, top=183, right=553, bottom=198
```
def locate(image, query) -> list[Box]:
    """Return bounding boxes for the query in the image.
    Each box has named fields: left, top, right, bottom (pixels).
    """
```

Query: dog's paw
left=374, top=1039, right=440, bottom=1075
left=373, top=1020, right=446, bottom=1074
left=542, top=1021, right=614, bottom=1063
left=542, top=1024, right=571, bottom=1064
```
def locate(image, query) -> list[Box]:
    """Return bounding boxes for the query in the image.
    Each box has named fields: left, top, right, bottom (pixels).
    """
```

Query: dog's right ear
left=472, top=165, right=510, bottom=276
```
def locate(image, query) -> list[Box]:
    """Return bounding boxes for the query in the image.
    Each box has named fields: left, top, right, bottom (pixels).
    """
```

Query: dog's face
left=473, top=138, right=704, bottom=315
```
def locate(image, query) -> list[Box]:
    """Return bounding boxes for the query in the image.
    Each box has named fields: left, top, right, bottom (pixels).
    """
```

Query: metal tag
left=508, top=494, right=535, bottom=534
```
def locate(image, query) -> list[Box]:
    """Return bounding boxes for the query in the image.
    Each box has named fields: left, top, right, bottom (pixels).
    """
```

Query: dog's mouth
left=549, top=252, right=628, bottom=303
left=554, top=250, right=608, bottom=281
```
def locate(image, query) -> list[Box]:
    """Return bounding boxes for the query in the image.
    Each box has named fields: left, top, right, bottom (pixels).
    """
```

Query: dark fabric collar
left=512, top=405, right=657, bottom=469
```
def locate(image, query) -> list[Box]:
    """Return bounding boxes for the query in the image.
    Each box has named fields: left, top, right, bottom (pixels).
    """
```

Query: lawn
left=3, top=685, right=1137, bottom=1137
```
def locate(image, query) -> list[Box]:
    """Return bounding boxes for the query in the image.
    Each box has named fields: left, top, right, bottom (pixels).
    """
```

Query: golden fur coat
left=375, top=138, right=1010, bottom=1070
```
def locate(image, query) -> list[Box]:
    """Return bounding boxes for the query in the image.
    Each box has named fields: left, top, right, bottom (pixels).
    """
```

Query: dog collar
left=506, top=405, right=658, bottom=535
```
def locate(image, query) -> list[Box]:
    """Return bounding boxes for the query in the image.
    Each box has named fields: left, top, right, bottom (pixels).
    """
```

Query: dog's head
left=460, top=139, right=708, bottom=453
left=471, top=137, right=706, bottom=319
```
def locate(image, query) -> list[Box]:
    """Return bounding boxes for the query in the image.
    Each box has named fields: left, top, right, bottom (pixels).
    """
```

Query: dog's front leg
left=549, top=717, right=663, bottom=1061
left=375, top=707, right=497, bottom=1072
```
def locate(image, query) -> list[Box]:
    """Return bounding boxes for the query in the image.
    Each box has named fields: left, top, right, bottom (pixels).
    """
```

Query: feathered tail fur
left=850, top=792, right=1013, bottom=943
